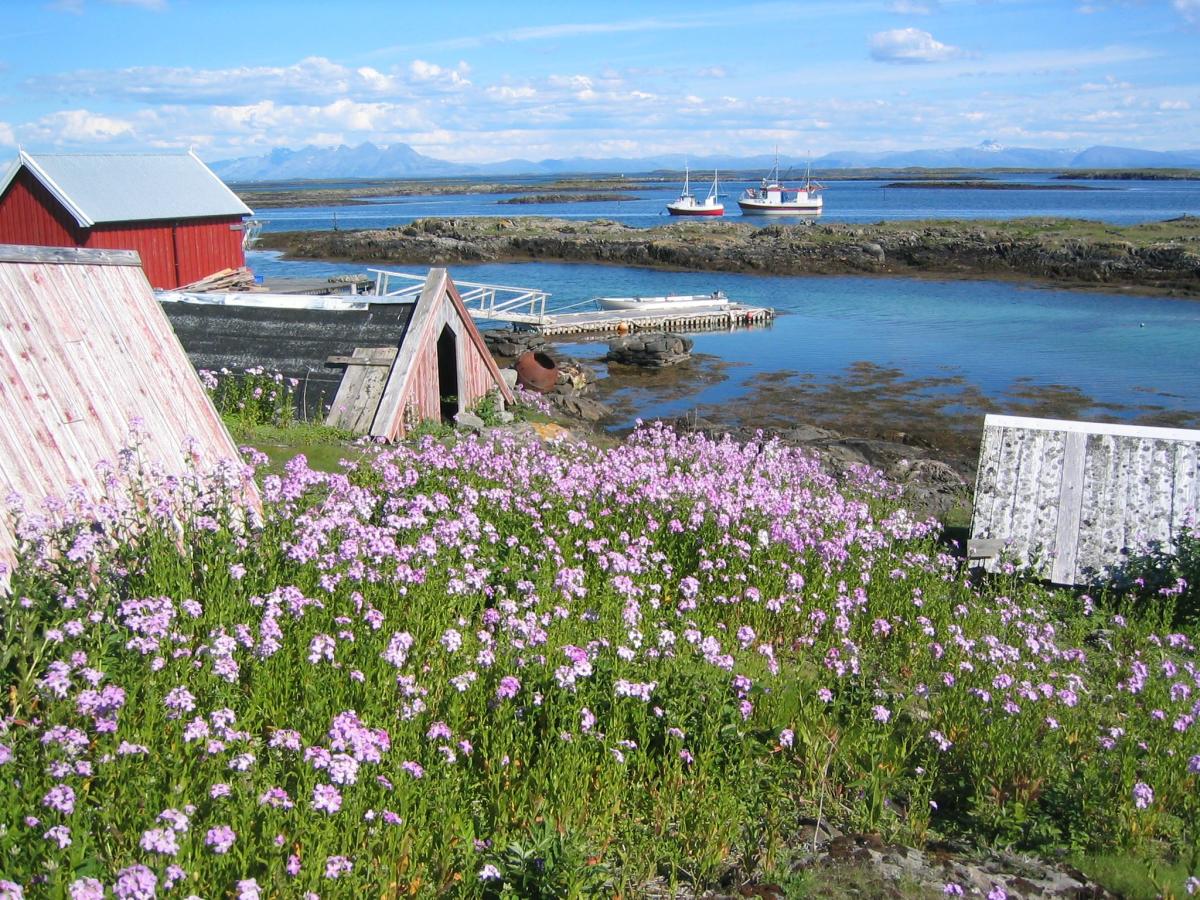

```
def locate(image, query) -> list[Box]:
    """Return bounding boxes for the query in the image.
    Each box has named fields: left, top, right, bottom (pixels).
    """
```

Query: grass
left=1072, top=852, right=1198, bottom=899
left=225, top=418, right=362, bottom=475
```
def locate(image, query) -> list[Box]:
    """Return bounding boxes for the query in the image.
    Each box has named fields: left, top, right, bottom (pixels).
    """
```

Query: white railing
left=369, top=269, right=551, bottom=324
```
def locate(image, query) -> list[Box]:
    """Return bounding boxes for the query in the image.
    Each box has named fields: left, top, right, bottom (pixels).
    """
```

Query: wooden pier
left=368, top=268, right=774, bottom=337
left=524, top=303, right=774, bottom=336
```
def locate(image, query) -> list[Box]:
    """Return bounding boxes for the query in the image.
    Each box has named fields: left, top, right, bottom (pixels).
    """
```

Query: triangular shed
left=0, top=244, right=251, bottom=581
left=370, top=268, right=515, bottom=440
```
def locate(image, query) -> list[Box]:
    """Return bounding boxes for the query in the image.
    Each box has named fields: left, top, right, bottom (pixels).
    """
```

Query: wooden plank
left=980, top=414, right=1200, bottom=443
left=0, top=245, right=141, bottom=267
left=966, top=538, right=1005, bottom=560
left=1051, top=430, right=1087, bottom=584
left=326, top=354, right=394, bottom=367
left=1171, top=441, right=1198, bottom=538
left=969, top=421, right=1006, bottom=540
left=326, top=347, right=397, bottom=434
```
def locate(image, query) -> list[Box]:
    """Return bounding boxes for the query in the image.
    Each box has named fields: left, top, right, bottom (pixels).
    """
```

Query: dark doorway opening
left=437, top=325, right=459, bottom=422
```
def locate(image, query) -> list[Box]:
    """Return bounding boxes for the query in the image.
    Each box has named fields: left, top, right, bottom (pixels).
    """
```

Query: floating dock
left=524, top=303, right=774, bottom=336
left=368, top=268, right=774, bottom=337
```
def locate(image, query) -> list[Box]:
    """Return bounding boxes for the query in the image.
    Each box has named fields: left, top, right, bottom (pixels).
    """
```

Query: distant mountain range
left=209, top=140, right=1200, bottom=182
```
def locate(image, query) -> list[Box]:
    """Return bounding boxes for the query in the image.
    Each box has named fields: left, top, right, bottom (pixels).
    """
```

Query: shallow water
left=247, top=251, right=1200, bottom=434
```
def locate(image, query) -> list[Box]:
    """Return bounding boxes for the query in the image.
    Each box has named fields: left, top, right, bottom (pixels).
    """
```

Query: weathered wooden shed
left=160, top=268, right=514, bottom=438
left=0, top=244, right=248, bottom=580
left=969, top=414, right=1200, bottom=585
left=368, top=268, right=515, bottom=440
left=0, top=150, right=252, bottom=289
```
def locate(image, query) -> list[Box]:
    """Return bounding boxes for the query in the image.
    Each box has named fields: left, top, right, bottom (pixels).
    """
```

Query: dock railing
left=370, top=269, right=550, bottom=324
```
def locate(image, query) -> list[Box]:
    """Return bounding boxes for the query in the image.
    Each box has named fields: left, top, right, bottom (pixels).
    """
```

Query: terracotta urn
left=515, top=350, right=559, bottom=393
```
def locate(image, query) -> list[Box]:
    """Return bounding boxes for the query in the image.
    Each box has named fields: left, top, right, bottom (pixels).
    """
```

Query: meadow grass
left=0, top=424, right=1197, bottom=898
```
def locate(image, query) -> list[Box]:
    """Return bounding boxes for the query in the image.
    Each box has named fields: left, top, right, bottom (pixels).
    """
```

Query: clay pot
left=515, top=350, right=559, bottom=393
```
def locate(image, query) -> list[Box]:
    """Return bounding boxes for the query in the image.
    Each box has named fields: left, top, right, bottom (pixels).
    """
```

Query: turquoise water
left=247, top=251, right=1200, bottom=427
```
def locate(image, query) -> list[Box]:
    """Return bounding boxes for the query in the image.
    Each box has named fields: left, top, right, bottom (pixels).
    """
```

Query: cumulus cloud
left=0, top=122, right=14, bottom=146
left=408, top=60, right=471, bottom=87
left=25, top=109, right=135, bottom=143
left=1160, top=99, right=1191, bottom=110
left=869, top=28, right=962, bottom=63
left=548, top=74, right=597, bottom=100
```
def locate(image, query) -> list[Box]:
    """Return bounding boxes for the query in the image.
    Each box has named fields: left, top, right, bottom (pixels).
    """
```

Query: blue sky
left=1, top=0, right=1197, bottom=164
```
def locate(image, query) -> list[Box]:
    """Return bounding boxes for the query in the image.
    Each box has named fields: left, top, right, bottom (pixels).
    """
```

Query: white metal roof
left=0, top=150, right=253, bottom=227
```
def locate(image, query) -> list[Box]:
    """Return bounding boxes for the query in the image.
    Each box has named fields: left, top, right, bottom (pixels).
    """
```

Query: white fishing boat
left=737, top=156, right=823, bottom=215
left=666, top=166, right=724, bottom=217
left=596, top=290, right=731, bottom=312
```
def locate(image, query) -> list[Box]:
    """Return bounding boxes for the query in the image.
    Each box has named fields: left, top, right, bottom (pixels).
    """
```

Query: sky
left=0, top=0, right=1198, bottom=165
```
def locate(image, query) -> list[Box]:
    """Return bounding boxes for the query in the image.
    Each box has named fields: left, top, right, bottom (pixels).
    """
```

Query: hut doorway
left=437, top=324, right=459, bottom=422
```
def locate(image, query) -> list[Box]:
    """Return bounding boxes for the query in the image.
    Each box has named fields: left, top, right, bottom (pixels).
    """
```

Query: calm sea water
left=254, top=172, right=1200, bottom=233
left=247, top=250, right=1200, bottom=429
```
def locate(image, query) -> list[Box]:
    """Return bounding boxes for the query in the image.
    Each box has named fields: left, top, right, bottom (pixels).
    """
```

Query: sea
left=245, top=173, right=1200, bottom=435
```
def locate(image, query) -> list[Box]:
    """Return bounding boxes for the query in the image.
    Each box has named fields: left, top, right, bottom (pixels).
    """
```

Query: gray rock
left=606, top=332, right=693, bottom=367
left=551, top=394, right=611, bottom=422
left=483, top=329, right=547, bottom=359
left=860, top=242, right=886, bottom=262
left=500, top=368, right=518, bottom=389
left=453, top=411, right=485, bottom=432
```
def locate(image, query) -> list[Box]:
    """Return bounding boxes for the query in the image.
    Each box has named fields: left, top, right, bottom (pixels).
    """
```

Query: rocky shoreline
left=259, top=214, right=1200, bottom=297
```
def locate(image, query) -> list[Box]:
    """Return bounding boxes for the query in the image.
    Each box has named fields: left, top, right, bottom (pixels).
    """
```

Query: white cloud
left=23, top=56, right=434, bottom=105
left=1174, top=0, right=1200, bottom=25
left=0, top=122, right=14, bottom=146
left=50, top=0, right=167, bottom=10
left=26, top=109, right=134, bottom=142
left=1160, top=99, right=1192, bottom=110
left=548, top=74, right=597, bottom=100
left=1080, top=75, right=1133, bottom=91
left=356, top=67, right=398, bottom=93
left=486, top=85, right=537, bottom=101
left=887, top=0, right=938, bottom=14
left=408, top=60, right=471, bottom=87
left=869, top=28, right=962, bottom=64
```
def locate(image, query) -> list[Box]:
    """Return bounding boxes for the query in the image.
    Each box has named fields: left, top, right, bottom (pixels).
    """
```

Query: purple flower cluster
left=0, top=422, right=1196, bottom=897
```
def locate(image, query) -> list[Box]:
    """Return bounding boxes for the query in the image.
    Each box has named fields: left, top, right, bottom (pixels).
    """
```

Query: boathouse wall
left=0, top=153, right=250, bottom=290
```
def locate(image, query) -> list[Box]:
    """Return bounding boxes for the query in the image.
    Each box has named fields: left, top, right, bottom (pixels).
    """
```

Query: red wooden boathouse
left=0, top=150, right=253, bottom=289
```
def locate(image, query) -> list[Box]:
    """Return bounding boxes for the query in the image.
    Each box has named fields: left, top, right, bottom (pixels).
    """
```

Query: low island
left=258, top=214, right=1200, bottom=298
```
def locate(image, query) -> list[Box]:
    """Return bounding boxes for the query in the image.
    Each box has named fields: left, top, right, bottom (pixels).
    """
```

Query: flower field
left=1, top=424, right=1197, bottom=898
